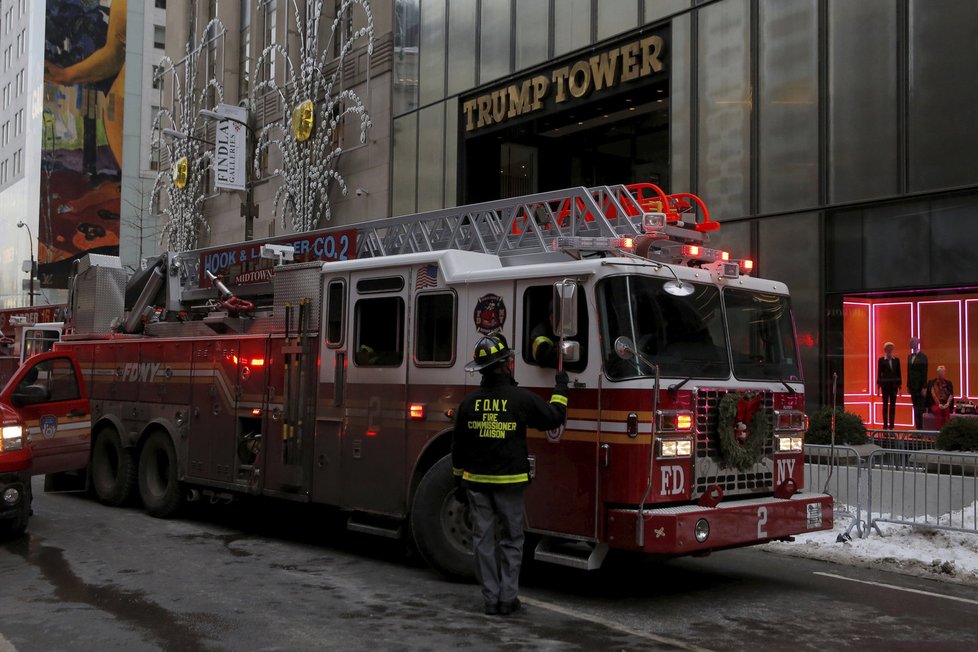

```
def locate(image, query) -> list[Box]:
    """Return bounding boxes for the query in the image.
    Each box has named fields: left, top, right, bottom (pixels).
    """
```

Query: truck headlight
left=774, top=410, right=808, bottom=432
left=1, top=425, right=24, bottom=452
left=658, top=438, right=693, bottom=458
left=776, top=435, right=803, bottom=452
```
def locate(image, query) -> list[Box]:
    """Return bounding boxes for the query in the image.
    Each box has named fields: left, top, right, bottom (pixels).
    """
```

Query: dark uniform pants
left=467, top=484, right=526, bottom=605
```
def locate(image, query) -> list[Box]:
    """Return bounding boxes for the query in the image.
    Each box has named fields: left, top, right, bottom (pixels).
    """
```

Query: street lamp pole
left=199, top=109, right=257, bottom=241
left=16, top=220, right=35, bottom=308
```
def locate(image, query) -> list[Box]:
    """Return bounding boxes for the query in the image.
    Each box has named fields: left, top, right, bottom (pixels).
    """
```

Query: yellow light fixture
left=291, top=99, right=315, bottom=142
left=172, top=156, right=188, bottom=189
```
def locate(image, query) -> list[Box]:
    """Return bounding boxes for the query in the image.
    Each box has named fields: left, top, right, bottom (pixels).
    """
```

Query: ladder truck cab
left=52, top=183, right=831, bottom=577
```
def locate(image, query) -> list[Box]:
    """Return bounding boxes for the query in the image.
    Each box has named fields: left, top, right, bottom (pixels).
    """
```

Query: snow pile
left=766, top=502, right=978, bottom=585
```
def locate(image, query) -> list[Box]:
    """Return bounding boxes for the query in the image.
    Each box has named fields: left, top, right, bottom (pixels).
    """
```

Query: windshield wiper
left=776, top=377, right=797, bottom=394
left=668, top=377, right=691, bottom=392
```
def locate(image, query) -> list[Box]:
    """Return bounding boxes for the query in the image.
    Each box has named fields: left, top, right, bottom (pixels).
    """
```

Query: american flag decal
left=416, top=264, right=438, bottom=289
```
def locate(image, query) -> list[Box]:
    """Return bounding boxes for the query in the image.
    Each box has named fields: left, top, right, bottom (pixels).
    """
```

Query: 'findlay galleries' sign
left=462, top=32, right=666, bottom=134
left=213, top=104, right=249, bottom=191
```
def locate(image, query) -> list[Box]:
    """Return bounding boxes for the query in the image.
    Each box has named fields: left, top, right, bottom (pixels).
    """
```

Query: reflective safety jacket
left=451, top=374, right=568, bottom=485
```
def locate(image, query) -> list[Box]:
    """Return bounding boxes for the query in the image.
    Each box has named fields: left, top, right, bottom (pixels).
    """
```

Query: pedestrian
left=907, top=338, right=929, bottom=430
left=452, top=332, right=569, bottom=616
left=927, top=365, right=955, bottom=429
left=876, top=341, right=901, bottom=430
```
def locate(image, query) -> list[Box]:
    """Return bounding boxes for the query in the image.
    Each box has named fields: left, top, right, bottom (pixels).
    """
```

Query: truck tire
left=0, top=493, right=29, bottom=539
left=410, top=454, right=474, bottom=580
left=138, top=432, right=182, bottom=518
left=91, top=428, right=136, bottom=506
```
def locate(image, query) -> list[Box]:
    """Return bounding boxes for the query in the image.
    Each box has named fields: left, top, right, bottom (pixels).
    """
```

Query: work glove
left=555, top=370, right=570, bottom=390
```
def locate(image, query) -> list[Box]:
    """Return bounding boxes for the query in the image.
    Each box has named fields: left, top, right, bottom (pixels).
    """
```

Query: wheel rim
left=439, top=493, right=473, bottom=555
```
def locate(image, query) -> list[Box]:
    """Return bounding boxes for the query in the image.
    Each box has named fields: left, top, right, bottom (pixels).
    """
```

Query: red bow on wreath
left=734, top=395, right=763, bottom=444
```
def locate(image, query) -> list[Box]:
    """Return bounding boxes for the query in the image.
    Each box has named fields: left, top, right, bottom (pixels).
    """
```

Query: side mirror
left=560, top=340, right=581, bottom=363
left=11, top=384, right=50, bottom=407
left=614, top=336, right=636, bottom=360
left=553, top=280, right=578, bottom=338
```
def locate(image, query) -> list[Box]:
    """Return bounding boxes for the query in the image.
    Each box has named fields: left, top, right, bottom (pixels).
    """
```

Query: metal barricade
left=865, top=449, right=978, bottom=535
left=804, top=444, right=867, bottom=538
left=866, top=429, right=939, bottom=451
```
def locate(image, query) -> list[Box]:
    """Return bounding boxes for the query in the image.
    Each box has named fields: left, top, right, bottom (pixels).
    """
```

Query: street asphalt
left=1, top=477, right=975, bottom=651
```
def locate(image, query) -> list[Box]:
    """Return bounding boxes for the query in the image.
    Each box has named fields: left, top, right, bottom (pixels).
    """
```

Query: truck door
left=340, top=271, right=408, bottom=514
left=313, top=275, right=348, bottom=505
left=515, top=280, right=597, bottom=539
left=1, top=351, right=91, bottom=476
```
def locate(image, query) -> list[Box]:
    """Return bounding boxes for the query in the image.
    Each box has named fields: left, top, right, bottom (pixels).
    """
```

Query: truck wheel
left=138, top=432, right=182, bottom=518
left=410, top=455, right=474, bottom=580
left=91, top=428, right=136, bottom=506
left=0, top=496, right=29, bottom=539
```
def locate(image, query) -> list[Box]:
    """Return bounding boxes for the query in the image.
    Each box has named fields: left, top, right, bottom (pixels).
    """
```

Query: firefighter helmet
left=464, top=333, right=515, bottom=372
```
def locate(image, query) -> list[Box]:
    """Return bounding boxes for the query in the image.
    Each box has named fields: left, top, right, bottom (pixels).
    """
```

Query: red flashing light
left=250, top=358, right=265, bottom=366
left=683, top=245, right=701, bottom=257
left=232, top=355, right=239, bottom=364
left=620, top=237, right=634, bottom=250
left=409, top=403, right=426, bottom=420
left=251, top=408, right=261, bottom=416
left=366, top=429, right=379, bottom=437
left=741, top=259, right=754, bottom=272
left=720, top=251, right=730, bottom=261
left=676, top=414, right=693, bottom=431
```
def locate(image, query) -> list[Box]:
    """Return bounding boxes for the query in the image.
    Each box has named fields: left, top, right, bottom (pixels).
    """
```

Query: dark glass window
left=725, top=289, right=801, bottom=383
left=354, top=297, right=404, bottom=366
left=522, top=285, right=588, bottom=373
left=415, top=292, right=455, bottom=364
left=325, top=280, right=345, bottom=347
left=597, top=276, right=728, bottom=381
left=21, top=357, right=80, bottom=402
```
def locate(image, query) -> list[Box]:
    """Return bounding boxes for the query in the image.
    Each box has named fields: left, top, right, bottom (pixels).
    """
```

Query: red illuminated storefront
left=842, top=290, right=978, bottom=429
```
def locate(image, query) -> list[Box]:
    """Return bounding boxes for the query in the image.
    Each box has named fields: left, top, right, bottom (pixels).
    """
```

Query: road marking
left=813, top=571, right=978, bottom=606
left=520, top=595, right=713, bottom=652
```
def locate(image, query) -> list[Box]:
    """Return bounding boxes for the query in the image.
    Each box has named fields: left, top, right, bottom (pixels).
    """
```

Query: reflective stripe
left=532, top=335, right=554, bottom=358
left=452, top=466, right=463, bottom=477
left=550, top=394, right=568, bottom=407
left=462, top=471, right=529, bottom=484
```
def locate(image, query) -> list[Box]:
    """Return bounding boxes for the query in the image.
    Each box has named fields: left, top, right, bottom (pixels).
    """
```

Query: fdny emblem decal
left=474, top=294, right=507, bottom=334
left=40, top=415, right=58, bottom=440
left=546, top=424, right=564, bottom=443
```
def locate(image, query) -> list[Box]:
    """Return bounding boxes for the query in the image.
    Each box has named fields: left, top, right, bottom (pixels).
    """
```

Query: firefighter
left=452, top=333, right=569, bottom=615
left=529, top=303, right=559, bottom=368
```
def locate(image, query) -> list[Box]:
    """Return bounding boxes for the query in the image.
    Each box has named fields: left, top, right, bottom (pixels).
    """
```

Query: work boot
left=484, top=601, right=499, bottom=615
left=498, top=598, right=521, bottom=615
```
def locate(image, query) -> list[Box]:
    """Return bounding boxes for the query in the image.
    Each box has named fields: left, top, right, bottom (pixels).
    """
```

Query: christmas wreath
left=717, top=392, right=770, bottom=471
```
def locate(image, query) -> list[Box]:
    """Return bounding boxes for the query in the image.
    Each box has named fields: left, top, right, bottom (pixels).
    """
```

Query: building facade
left=0, top=0, right=40, bottom=308
left=389, top=0, right=978, bottom=420
left=0, top=0, right=167, bottom=307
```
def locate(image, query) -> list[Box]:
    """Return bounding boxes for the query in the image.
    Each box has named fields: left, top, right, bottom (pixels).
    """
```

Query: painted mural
left=40, top=0, right=125, bottom=288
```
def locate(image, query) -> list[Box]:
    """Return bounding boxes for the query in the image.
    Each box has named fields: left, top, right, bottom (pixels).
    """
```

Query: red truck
left=0, top=351, right=91, bottom=537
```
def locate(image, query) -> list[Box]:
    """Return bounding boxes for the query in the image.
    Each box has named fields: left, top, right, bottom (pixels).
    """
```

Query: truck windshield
left=725, top=288, right=802, bottom=382
left=598, top=276, right=729, bottom=380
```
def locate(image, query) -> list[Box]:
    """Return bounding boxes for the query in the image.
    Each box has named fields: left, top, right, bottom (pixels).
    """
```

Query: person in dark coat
left=877, top=341, right=901, bottom=430
left=907, top=337, right=929, bottom=430
left=452, top=332, right=568, bottom=616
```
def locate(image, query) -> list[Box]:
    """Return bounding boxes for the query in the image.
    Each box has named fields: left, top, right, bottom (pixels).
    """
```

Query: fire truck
left=47, top=183, right=831, bottom=576
left=0, top=306, right=66, bottom=387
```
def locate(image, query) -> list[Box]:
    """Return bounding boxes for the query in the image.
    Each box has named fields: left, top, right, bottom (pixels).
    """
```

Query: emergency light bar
left=552, top=236, right=635, bottom=253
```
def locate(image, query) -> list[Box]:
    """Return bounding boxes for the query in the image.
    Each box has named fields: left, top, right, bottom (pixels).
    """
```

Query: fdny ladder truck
left=33, top=183, right=830, bottom=577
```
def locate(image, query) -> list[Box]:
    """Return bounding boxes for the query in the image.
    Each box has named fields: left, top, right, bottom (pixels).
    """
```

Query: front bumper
left=0, top=471, right=30, bottom=521
left=607, top=492, right=833, bottom=554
